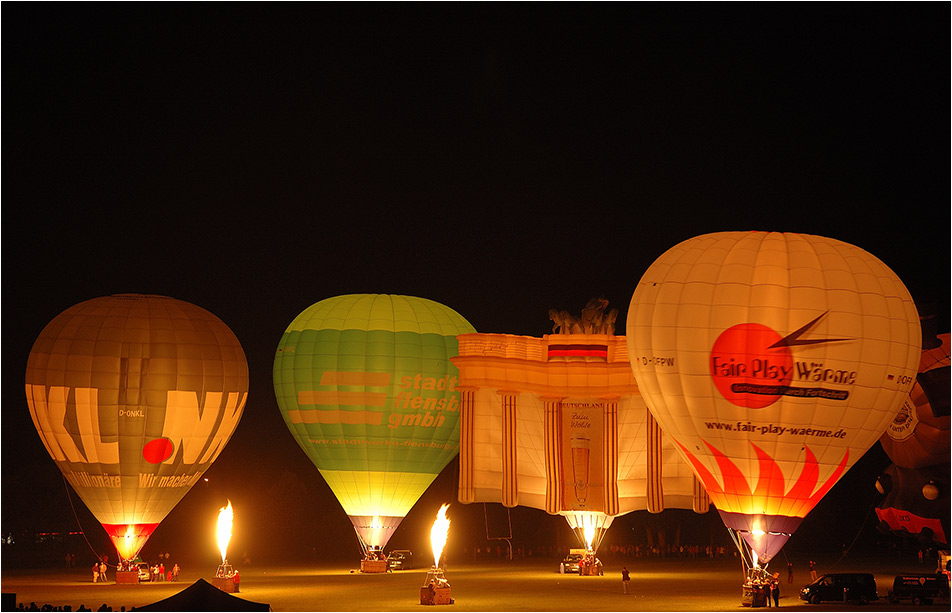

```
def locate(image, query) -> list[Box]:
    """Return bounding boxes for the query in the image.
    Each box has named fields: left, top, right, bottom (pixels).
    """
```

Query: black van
left=888, top=574, right=950, bottom=606
left=799, top=573, right=878, bottom=604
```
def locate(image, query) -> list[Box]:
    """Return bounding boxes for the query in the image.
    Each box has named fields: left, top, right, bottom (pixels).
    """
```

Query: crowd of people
left=87, top=553, right=180, bottom=583
left=604, top=543, right=733, bottom=559
left=464, top=542, right=735, bottom=560
left=14, top=603, right=129, bottom=612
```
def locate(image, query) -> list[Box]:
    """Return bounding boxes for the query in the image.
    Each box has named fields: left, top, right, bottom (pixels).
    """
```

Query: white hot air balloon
left=626, top=232, right=920, bottom=563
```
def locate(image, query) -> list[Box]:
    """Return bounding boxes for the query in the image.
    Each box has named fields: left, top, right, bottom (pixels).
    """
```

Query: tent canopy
left=134, top=579, right=270, bottom=611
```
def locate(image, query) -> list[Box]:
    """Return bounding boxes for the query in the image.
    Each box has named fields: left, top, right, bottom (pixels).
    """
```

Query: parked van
left=799, top=573, right=878, bottom=604
left=888, top=574, right=950, bottom=606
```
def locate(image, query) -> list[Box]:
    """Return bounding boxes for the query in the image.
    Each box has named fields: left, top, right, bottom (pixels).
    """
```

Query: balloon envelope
left=273, top=294, right=474, bottom=550
left=876, top=332, right=950, bottom=547
left=626, top=232, right=920, bottom=562
left=25, top=294, right=249, bottom=560
left=880, top=333, right=950, bottom=469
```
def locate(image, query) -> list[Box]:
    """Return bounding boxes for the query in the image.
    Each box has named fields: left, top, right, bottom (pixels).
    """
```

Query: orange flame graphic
left=676, top=440, right=848, bottom=518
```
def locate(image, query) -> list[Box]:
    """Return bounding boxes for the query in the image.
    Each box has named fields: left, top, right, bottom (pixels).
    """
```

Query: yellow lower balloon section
left=319, top=470, right=438, bottom=518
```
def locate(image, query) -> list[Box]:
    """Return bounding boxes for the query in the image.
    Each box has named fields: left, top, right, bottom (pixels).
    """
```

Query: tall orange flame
left=217, top=500, right=233, bottom=563
left=430, top=504, right=450, bottom=568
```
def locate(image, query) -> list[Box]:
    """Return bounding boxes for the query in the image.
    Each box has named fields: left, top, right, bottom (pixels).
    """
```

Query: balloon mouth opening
left=102, top=523, right=159, bottom=561
left=350, top=515, right=403, bottom=554
left=719, top=511, right=800, bottom=564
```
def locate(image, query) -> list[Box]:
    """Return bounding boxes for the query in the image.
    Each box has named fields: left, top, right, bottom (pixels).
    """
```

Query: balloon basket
left=742, top=566, right=775, bottom=607
left=213, top=562, right=238, bottom=593
left=361, top=558, right=388, bottom=573
left=421, top=567, right=453, bottom=605
left=116, top=571, right=139, bottom=584
left=742, top=584, right=768, bottom=607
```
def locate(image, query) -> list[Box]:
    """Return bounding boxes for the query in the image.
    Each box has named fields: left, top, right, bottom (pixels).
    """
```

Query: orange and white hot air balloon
left=25, top=294, right=248, bottom=562
left=626, top=232, right=920, bottom=563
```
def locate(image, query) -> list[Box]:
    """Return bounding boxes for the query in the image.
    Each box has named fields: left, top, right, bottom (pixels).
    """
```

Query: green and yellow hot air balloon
left=273, top=294, right=474, bottom=555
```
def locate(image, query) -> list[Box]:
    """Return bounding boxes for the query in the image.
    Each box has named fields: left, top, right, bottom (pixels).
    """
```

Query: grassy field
left=2, top=555, right=947, bottom=611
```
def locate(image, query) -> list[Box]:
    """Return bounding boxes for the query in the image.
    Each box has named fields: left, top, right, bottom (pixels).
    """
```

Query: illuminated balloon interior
left=562, top=511, right=613, bottom=553
left=105, top=523, right=157, bottom=562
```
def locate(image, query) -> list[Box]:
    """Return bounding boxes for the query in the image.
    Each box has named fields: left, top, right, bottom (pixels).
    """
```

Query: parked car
left=560, top=552, right=583, bottom=574
left=388, top=550, right=412, bottom=571
left=137, top=562, right=151, bottom=582
left=888, top=574, right=950, bottom=606
left=799, top=573, right=878, bottom=604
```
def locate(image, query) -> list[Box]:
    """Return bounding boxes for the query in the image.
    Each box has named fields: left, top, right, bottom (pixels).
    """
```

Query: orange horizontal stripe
left=287, top=409, right=383, bottom=425
left=298, top=391, right=388, bottom=406
left=319, top=371, right=392, bottom=387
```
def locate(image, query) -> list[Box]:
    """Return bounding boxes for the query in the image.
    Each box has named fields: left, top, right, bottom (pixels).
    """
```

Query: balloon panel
left=880, top=333, right=950, bottom=469
left=25, top=294, right=249, bottom=545
left=273, top=294, right=474, bottom=518
left=456, top=337, right=700, bottom=514
left=627, top=232, right=920, bottom=559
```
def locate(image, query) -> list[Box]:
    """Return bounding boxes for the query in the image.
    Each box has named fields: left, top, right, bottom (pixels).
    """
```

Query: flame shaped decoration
left=217, top=500, right=233, bottom=563
left=677, top=440, right=849, bottom=517
left=677, top=438, right=848, bottom=560
left=430, top=504, right=451, bottom=568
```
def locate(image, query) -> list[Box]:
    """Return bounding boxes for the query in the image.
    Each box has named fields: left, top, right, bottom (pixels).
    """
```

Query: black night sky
left=3, top=4, right=948, bottom=567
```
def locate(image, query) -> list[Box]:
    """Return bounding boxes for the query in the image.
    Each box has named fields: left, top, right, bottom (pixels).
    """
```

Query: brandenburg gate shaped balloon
left=626, top=232, right=921, bottom=563
left=273, top=294, right=475, bottom=556
left=25, top=294, right=249, bottom=562
left=453, top=299, right=710, bottom=555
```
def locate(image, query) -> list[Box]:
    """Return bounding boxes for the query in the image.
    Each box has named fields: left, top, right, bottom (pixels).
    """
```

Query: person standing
left=92, top=563, right=100, bottom=583
left=809, top=560, right=817, bottom=581
left=172, top=563, right=180, bottom=582
left=621, top=567, right=630, bottom=594
left=787, top=562, right=793, bottom=584
left=772, top=580, right=780, bottom=607
left=99, top=561, right=107, bottom=583
left=232, top=569, right=240, bottom=592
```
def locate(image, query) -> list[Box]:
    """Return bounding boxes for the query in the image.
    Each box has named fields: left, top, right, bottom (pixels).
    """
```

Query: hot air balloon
left=272, top=294, right=474, bottom=560
left=626, top=232, right=921, bottom=568
left=452, top=315, right=710, bottom=558
left=876, top=330, right=950, bottom=547
left=25, top=294, right=249, bottom=562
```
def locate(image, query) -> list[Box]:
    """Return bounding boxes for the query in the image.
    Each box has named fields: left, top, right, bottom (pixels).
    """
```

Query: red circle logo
left=142, top=438, right=174, bottom=464
left=711, top=323, right=794, bottom=408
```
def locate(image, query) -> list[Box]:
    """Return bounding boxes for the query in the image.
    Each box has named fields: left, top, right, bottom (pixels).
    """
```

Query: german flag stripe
left=548, top=345, right=608, bottom=357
